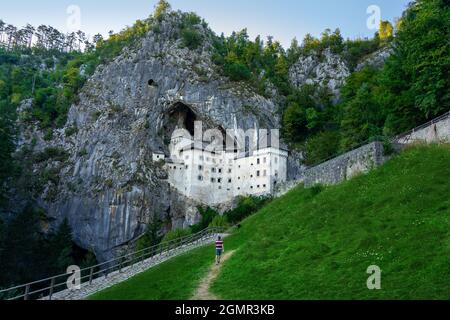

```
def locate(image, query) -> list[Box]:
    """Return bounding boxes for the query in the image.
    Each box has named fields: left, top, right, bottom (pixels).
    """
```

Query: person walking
left=215, top=236, right=224, bottom=265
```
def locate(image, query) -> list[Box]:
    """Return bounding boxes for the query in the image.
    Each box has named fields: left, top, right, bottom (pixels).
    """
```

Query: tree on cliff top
left=154, top=0, right=172, bottom=19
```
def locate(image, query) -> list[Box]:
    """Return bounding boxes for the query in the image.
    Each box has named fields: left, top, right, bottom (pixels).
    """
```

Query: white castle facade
left=154, top=129, right=288, bottom=206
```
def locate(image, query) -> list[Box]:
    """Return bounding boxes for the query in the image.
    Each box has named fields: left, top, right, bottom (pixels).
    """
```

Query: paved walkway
left=191, top=251, right=235, bottom=300
left=41, top=234, right=223, bottom=300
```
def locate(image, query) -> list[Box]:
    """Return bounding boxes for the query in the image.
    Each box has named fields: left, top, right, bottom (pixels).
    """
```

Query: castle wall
left=394, top=112, right=450, bottom=145
left=303, top=141, right=385, bottom=187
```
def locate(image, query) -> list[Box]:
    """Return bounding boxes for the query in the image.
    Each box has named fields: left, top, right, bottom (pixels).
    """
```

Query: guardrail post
left=89, top=267, right=94, bottom=285
left=49, top=278, right=55, bottom=300
left=24, top=284, right=30, bottom=300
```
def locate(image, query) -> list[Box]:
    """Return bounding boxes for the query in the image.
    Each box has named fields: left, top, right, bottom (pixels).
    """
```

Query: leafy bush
left=191, top=207, right=219, bottom=233
left=34, top=147, right=69, bottom=163
left=225, top=196, right=272, bottom=225
left=162, top=229, right=192, bottom=245
left=305, top=131, right=341, bottom=166
left=65, top=125, right=78, bottom=137
left=209, top=215, right=229, bottom=228
left=181, top=28, right=202, bottom=50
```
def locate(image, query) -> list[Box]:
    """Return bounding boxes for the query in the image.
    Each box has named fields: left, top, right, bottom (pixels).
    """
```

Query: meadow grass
left=91, top=144, right=450, bottom=300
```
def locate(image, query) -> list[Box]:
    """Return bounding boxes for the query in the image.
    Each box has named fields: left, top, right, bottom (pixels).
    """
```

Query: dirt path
left=191, top=251, right=235, bottom=300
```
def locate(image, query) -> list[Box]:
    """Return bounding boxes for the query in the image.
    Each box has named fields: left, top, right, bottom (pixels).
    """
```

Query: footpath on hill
left=191, top=251, right=235, bottom=300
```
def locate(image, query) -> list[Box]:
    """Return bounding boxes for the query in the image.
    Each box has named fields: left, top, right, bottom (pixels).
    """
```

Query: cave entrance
left=162, top=102, right=198, bottom=146
left=169, top=102, right=197, bottom=136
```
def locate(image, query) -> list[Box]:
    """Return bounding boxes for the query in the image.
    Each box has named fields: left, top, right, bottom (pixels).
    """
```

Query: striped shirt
left=215, top=240, right=224, bottom=249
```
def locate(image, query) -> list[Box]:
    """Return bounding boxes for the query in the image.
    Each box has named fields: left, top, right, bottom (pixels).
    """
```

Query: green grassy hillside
left=91, top=144, right=450, bottom=300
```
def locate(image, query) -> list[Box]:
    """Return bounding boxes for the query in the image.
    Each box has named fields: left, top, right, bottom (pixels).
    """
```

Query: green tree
left=135, top=214, right=163, bottom=251
left=0, top=206, right=43, bottom=286
left=0, top=100, right=17, bottom=205
left=305, top=131, right=341, bottom=166
left=154, top=0, right=171, bottom=19
left=191, top=207, right=219, bottom=233
left=380, top=0, right=450, bottom=135
left=340, top=83, right=383, bottom=150
left=49, top=218, right=74, bottom=273
left=282, top=102, right=308, bottom=143
left=181, top=28, right=202, bottom=50
left=0, top=218, right=5, bottom=275
left=379, top=20, right=394, bottom=41
left=282, top=85, right=326, bottom=143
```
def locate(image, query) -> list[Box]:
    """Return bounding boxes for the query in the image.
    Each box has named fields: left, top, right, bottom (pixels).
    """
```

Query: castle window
left=212, top=168, right=216, bottom=173
left=257, top=158, right=260, bottom=165
left=219, top=186, right=222, bottom=190
left=263, top=184, right=266, bottom=188
left=228, top=169, right=232, bottom=174
left=263, top=157, right=267, bottom=164
left=199, top=165, right=203, bottom=171
left=250, top=175, right=253, bottom=178
left=228, top=178, right=232, bottom=183
left=257, top=171, right=260, bottom=177
left=185, top=165, right=189, bottom=169
left=211, top=178, right=216, bottom=183
left=257, top=185, right=260, bottom=188
left=218, top=169, right=222, bottom=174
left=198, top=176, right=203, bottom=181
left=218, top=178, right=222, bottom=183
left=199, top=156, right=204, bottom=161
left=238, top=187, right=241, bottom=190
left=264, top=170, right=267, bottom=176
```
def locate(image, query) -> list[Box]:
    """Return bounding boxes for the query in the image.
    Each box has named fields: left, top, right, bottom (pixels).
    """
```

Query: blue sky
left=0, top=0, right=411, bottom=48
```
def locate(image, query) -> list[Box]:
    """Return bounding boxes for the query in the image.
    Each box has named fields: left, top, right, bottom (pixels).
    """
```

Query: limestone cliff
left=289, top=46, right=392, bottom=104
left=289, top=48, right=350, bottom=103
left=17, top=13, right=281, bottom=261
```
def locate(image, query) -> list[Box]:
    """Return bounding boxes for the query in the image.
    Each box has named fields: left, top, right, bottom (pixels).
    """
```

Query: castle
left=153, top=129, right=288, bottom=206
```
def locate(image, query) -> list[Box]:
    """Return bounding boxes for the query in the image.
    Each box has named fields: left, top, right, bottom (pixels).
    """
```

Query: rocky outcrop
left=289, top=48, right=350, bottom=103
left=17, top=13, right=282, bottom=261
left=355, top=46, right=393, bottom=71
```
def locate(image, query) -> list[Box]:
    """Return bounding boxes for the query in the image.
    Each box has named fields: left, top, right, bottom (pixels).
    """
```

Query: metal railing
left=394, top=111, right=450, bottom=142
left=305, top=110, right=450, bottom=170
left=0, top=227, right=226, bottom=301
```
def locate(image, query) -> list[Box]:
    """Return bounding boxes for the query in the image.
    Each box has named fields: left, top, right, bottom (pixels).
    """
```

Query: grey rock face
left=19, top=14, right=282, bottom=261
left=289, top=48, right=350, bottom=103
left=355, top=46, right=393, bottom=71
